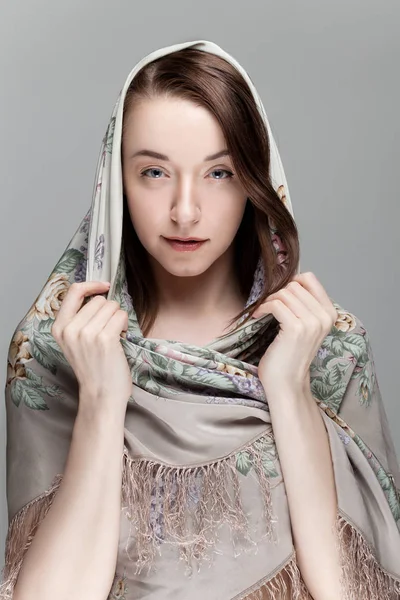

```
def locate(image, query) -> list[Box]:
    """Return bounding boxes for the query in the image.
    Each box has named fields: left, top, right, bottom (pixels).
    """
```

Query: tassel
left=237, top=550, right=312, bottom=600
left=234, top=511, right=400, bottom=599
left=121, top=433, right=279, bottom=574
left=335, top=511, right=400, bottom=599
left=0, top=474, right=63, bottom=600
left=2, top=469, right=400, bottom=599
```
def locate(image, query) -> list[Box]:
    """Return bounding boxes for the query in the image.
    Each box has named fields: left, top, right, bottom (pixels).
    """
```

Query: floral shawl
left=1, top=40, right=400, bottom=600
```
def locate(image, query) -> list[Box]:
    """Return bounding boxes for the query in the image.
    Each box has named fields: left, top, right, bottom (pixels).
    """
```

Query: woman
left=1, top=40, right=400, bottom=600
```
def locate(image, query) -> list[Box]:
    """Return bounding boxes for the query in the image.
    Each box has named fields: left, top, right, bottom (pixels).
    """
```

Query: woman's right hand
left=51, top=280, right=132, bottom=416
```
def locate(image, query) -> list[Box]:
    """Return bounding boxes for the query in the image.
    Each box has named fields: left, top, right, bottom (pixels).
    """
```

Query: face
left=121, top=95, right=248, bottom=279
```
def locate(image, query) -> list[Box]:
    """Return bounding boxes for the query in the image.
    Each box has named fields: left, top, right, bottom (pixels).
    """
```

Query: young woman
left=2, top=40, right=400, bottom=600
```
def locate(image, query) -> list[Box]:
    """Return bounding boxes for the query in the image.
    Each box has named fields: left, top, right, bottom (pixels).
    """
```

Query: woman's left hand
left=253, top=272, right=338, bottom=399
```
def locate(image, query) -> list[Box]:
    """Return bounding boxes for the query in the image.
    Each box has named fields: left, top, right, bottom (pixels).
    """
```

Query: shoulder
left=310, top=300, right=376, bottom=412
left=332, top=300, right=368, bottom=338
left=330, top=300, right=373, bottom=360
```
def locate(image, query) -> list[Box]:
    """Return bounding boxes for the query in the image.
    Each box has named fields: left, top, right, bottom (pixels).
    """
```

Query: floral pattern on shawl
left=4, top=235, right=400, bottom=530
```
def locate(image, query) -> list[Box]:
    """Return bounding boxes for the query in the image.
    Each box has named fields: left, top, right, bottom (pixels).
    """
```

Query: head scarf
left=2, top=40, right=400, bottom=600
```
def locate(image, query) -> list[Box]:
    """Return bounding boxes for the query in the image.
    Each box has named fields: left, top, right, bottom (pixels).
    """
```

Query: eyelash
left=139, top=167, right=234, bottom=180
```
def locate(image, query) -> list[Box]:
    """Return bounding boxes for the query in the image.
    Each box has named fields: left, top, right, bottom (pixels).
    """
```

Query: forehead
left=122, top=96, right=227, bottom=155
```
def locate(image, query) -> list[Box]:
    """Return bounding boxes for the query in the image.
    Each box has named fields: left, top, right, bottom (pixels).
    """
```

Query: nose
left=170, top=177, right=200, bottom=225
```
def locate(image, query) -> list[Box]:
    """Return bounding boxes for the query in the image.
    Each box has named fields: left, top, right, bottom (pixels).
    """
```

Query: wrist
left=77, top=388, right=127, bottom=429
left=260, top=379, right=312, bottom=405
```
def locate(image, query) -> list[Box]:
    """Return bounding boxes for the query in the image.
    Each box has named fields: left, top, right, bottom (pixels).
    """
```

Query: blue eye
left=209, top=169, right=234, bottom=180
left=140, top=168, right=165, bottom=178
left=140, top=168, right=233, bottom=179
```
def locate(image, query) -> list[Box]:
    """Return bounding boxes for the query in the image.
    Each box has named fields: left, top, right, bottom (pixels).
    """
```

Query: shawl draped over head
left=2, top=40, right=400, bottom=600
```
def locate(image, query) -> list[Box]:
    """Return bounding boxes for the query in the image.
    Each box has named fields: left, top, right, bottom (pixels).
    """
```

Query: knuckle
left=98, top=330, right=111, bottom=344
left=308, top=315, right=320, bottom=329
left=292, top=320, right=303, bottom=334
left=69, top=282, right=80, bottom=293
left=313, top=317, right=326, bottom=331
left=79, top=326, right=90, bottom=340
left=63, top=324, right=77, bottom=340
left=109, top=300, right=121, bottom=310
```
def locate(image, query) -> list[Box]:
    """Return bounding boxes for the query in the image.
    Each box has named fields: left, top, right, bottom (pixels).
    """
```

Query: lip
left=163, top=237, right=208, bottom=252
left=164, top=237, right=207, bottom=242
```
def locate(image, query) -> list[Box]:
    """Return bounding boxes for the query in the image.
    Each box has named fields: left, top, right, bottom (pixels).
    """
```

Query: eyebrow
left=130, top=149, right=230, bottom=161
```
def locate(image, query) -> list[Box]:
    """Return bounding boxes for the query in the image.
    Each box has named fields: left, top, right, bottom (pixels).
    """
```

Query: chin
left=156, top=257, right=213, bottom=278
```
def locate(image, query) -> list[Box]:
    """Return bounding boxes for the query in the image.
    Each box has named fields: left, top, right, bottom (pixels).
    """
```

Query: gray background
left=1, top=0, right=399, bottom=570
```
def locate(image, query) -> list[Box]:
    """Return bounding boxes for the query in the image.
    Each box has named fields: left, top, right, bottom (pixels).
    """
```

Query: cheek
left=126, top=197, right=162, bottom=244
left=211, top=196, right=247, bottom=232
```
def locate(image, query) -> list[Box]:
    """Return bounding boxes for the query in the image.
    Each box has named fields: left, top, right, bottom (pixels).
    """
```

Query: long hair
left=121, top=48, right=300, bottom=337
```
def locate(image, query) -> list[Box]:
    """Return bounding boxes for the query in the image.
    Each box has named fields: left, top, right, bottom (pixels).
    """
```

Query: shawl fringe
left=237, top=551, right=313, bottom=599
left=1, top=471, right=400, bottom=599
left=238, top=512, right=400, bottom=600
left=335, top=511, right=400, bottom=599
left=121, top=433, right=279, bottom=574
left=0, top=474, right=63, bottom=600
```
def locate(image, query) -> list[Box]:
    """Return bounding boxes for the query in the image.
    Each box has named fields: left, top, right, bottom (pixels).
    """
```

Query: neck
left=149, top=246, right=246, bottom=321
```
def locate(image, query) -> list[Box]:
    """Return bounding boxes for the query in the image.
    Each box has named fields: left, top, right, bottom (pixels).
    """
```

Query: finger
left=264, top=287, right=318, bottom=321
left=102, top=309, right=129, bottom=338
left=292, top=273, right=337, bottom=320
left=53, top=281, right=110, bottom=332
left=285, top=282, right=330, bottom=321
left=78, top=300, right=123, bottom=336
left=253, top=291, right=308, bottom=320
left=254, top=298, right=298, bottom=330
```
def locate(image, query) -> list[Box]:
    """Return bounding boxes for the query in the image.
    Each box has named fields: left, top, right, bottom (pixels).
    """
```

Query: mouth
left=163, top=237, right=208, bottom=252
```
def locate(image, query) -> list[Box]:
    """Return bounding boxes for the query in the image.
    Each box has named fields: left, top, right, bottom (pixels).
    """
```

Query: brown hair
left=121, top=48, right=300, bottom=337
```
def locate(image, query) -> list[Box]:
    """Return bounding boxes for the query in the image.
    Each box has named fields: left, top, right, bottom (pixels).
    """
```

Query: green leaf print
left=34, top=333, right=70, bottom=369
left=135, top=366, right=152, bottom=390
left=261, top=458, right=278, bottom=478
left=357, top=371, right=373, bottom=407
left=24, top=367, right=43, bottom=386
left=187, top=369, right=238, bottom=391
left=11, top=379, right=49, bottom=410
left=236, top=438, right=280, bottom=479
left=170, top=361, right=185, bottom=376
left=120, top=338, right=138, bottom=365
left=331, top=337, right=345, bottom=357
left=342, top=334, right=367, bottom=361
left=253, top=438, right=279, bottom=479
left=377, top=468, right=400, bottom=521
left=311, top=379, right=330, bottom=400
left=387, top=487, right=400, bottom=523
left=37, top=318, right=55, bottom=334
left=311, top=378, right=347, bottom=413
left=104, top=117, right=116, bottom=152
left=145, top=379, right=162, bottom=395
left=260, top=450, right=279, bottom=478
left=53, top=249, right=84, bottom=275
left=45, top=384, right=63, bottom=398
left=152, top=353, right=169, bottom=371
left=325, top=363, right=344, bottom=387
left=377, top=466, right=391, bottom=491
left=355, top=439, right=400, bottom=524
left=236, top=451, right=252, bottom=476
left=30, top=342, right=57, bottom=375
